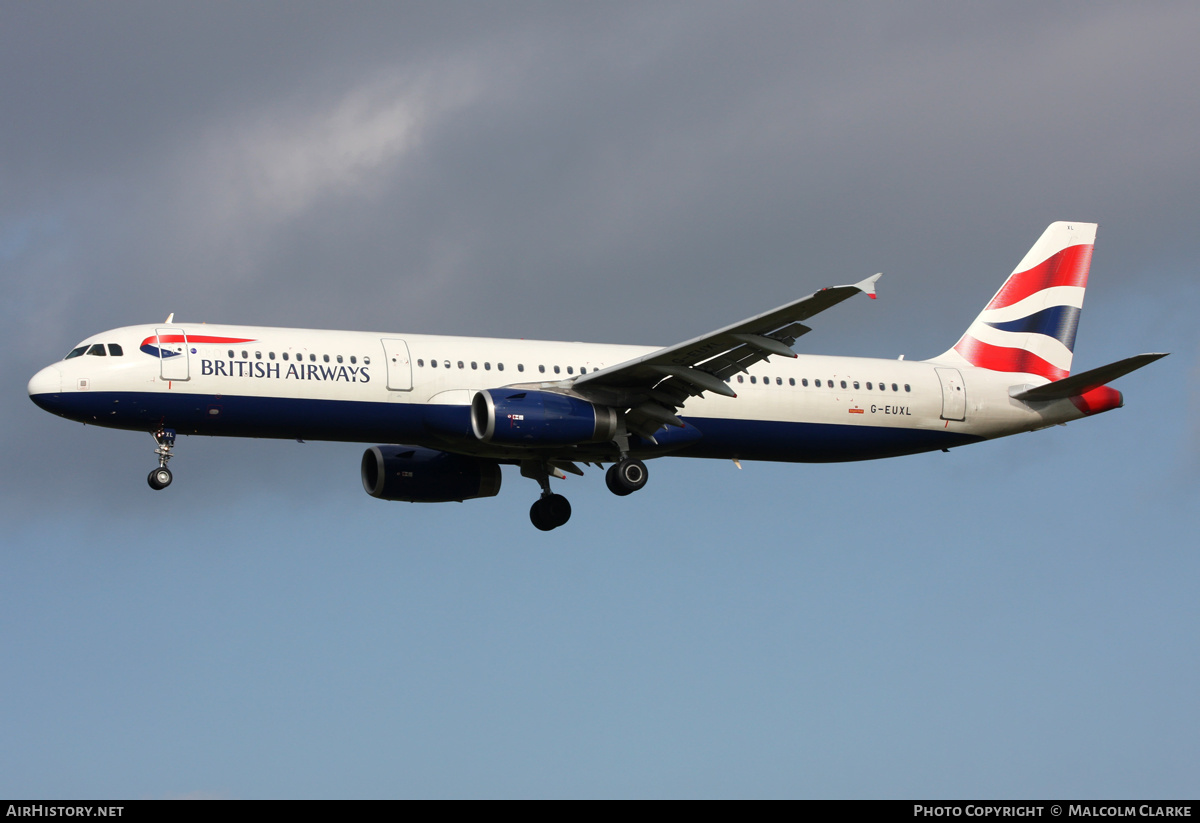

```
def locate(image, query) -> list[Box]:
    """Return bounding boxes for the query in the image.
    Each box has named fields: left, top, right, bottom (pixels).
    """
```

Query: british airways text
left=200, top=360, right=370, bottom=383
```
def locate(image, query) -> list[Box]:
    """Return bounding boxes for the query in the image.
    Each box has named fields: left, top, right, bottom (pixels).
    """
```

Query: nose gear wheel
left=148, top=427, right=177, bottom=491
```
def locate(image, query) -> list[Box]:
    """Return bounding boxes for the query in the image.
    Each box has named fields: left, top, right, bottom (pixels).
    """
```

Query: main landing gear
left=605, top=458, right=648, bottom=496
left=522, top=460, right=572, bottom=531
left=147, top=427, right=176, bottom=490
left=530, top=493, right=572, bottom=532
left=521, top=456, right=650, bottom=531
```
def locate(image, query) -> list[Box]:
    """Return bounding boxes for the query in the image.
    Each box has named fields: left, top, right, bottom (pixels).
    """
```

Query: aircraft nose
left=27, top=364, right=62, bottom=400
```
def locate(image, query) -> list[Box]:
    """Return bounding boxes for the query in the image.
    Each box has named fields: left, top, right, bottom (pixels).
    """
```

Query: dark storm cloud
left=4, top=1, right=1199, bottom=513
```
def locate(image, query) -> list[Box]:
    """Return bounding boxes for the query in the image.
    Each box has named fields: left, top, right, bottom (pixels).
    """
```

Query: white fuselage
left=28, top=322, right=1099, bottom=464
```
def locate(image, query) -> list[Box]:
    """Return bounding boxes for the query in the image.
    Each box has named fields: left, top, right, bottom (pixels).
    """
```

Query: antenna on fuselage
left=164, top=313, right=174, bottom=324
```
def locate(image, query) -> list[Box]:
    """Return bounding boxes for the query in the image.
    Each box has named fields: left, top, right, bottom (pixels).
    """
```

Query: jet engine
left=471, top=389, right=618, bottom=446
left=361, top=445, right=502, bottom=503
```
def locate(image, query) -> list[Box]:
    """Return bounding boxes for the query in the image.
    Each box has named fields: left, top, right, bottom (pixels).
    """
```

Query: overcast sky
left=3, top=1, right=1198, bottom=799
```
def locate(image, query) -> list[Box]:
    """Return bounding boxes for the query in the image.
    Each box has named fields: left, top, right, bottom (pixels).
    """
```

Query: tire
left=544, top=493, right=571, bottom=527
left=606, top=464, right=634, bottom=496
left=530, top=494, right=571, bottom=530
left=148, top=467, right=173, bottom=490
left=530, top=499, right=555, bottom=531
left=610, top=459, right=648, bottom=495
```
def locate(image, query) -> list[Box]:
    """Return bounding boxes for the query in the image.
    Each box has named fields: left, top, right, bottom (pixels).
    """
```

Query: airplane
left=27, top=222, right=1166, bottom=531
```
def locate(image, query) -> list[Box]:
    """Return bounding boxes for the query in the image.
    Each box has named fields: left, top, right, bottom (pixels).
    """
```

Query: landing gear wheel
left=606, top=464, right=633, bottom=496
left=530, top=494, right=572, bottom=531
left=606, top=458, right=648, bottom=496
left=147, top=466, right=173, bottom=490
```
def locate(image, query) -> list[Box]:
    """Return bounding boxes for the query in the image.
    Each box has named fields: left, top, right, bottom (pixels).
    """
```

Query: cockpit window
left=65, top=346, right=87, bottom=360
left=86, top=344, right=107, bottom=356
left=107, top=344, right=123, bottom=356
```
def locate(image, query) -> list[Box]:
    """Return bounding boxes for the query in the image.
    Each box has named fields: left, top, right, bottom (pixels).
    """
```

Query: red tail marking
left=987, top=244, right=1092, bottom=310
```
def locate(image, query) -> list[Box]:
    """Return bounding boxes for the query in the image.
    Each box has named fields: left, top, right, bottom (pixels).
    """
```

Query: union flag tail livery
left=27, top=222, right=1167, bottom=531
left=936, top=221, right=1095, bottom=382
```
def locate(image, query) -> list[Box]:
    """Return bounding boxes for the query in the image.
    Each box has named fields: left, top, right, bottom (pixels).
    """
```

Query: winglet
left=856, top=273, right=882, bottom=300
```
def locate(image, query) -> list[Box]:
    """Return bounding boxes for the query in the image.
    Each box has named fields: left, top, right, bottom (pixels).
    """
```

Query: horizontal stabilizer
left=1012, top=353, right=1168, bottom=401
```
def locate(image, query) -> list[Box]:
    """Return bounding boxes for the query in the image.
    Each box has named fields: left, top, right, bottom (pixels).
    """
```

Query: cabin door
left=156, top=328, right=189, bottom=381
left=936, top=367, right=966, bottom=421
left=382, top=338, right=413, bottom=391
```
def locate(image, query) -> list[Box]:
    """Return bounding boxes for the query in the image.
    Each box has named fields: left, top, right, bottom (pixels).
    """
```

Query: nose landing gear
left=147, top=427, right=176, bottom=490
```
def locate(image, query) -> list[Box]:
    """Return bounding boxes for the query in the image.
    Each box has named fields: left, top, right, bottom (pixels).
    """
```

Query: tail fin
left=932, top=222, right=1096, bottom=381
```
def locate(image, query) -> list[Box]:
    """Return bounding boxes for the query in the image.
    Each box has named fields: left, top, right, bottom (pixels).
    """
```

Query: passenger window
left=337, top=355, right=344, bottom=364
left=350, top=356, right=357, bottom=364
left=241, top=350, right=248, bottom=359
left=750, top=376, right=757, bottom=384
left=363, top=357, right=370, bottom=365
left=905, top=384, right=911, bottom=392
left=789, top=378, right=795, bottom=386
left=458, top=361, right=464, bottom=369
left=553, top=366, right=560, bottom=374
left=108, top=344, right=123, bottom=356
left=776, top=377, right=782, bottom=385
left=538, top=365, right=545, bottom=373
left=802, top=378, right=808, bottom=387
left=417, top=359, right=424, bottom=367
left=255, top=352, right=262, bottom=360
left=892, top=383, right=899, bottom=391
left=471, top=362, right=478, bottom=370
left=866, top=382, right=872, bottom=390
left=444, top=360, right=450, bottom=369
left=310, top=354, right=316, bottom=362
left=815, top=379, right=821, bottom=387
left=323, top=355, right=330, bottom=363
left=269, top=352, right=275, bottom=360
left=283, top=352, right=289, bottom=361
left=737, top=375, right=744, bottom=383
left=498, top=363, right=504, bottom=371
left=518, top=364, right=525, bottom=372
left=431, top=360, right=438, bottom=368
left=853, top=381, right=859, bottom=389
left=485, top=362, right=491, bottom=370
left=566, top=366, right=573, bottom=375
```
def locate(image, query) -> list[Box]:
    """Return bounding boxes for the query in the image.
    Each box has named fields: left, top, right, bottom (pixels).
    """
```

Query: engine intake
left=471, top=389, right=619, bottom=446
left=361, top=445, right=502, bottom=503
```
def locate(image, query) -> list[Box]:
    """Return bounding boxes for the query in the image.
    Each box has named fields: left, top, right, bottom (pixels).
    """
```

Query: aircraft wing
left=572, top=274, right=881, bottom=438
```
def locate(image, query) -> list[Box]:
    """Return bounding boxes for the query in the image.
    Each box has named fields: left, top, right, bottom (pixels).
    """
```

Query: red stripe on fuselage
left=140, top=335, right=256, bottom=347
left=986, top=244, right=1092, bottom=310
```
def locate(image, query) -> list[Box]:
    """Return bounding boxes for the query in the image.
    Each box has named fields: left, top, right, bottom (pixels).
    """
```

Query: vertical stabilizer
left=931, top=222, right=1096, bottom=381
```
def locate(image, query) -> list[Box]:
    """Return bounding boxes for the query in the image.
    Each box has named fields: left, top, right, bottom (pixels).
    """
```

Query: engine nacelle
left=471, top=389, right=619, bottom=446
left=361, top=445, right=502, bottom=503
